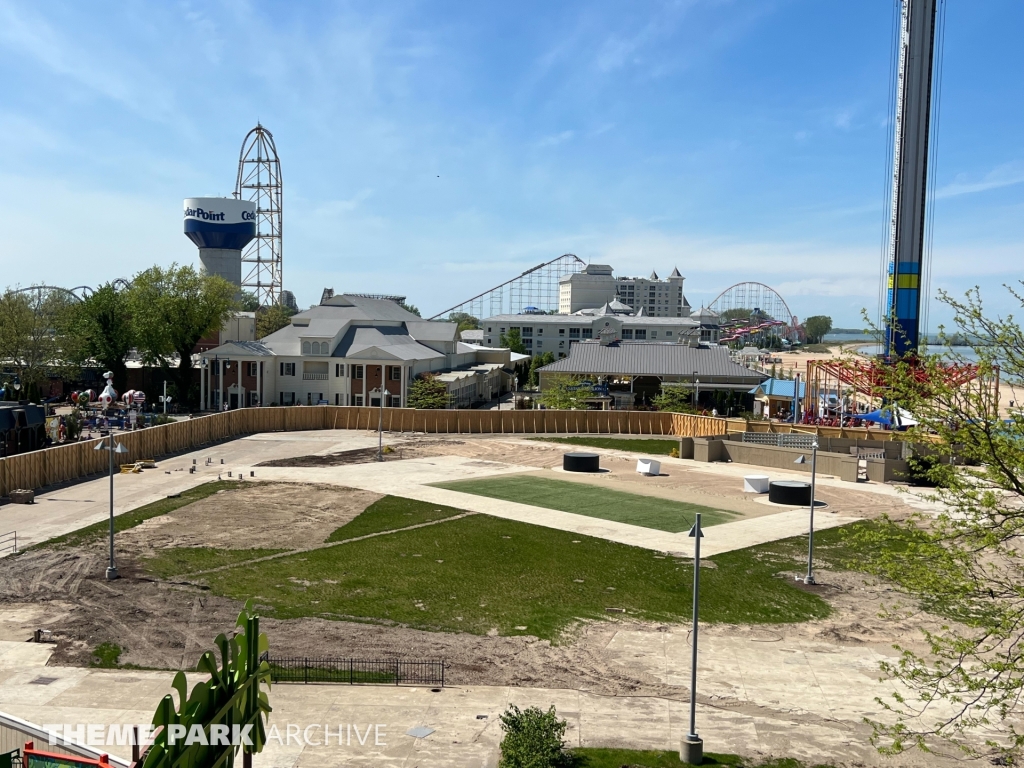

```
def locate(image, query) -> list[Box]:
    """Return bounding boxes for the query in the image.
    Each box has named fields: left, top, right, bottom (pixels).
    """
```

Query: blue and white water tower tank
left=183, top=197, right=257, bottom=288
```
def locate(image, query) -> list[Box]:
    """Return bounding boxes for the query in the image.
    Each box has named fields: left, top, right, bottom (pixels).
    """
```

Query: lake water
left=855, top=344, right=983, bottom=362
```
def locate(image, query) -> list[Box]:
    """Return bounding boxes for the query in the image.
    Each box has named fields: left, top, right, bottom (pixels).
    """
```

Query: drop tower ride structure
left=885, top=0, right=939, bottom=358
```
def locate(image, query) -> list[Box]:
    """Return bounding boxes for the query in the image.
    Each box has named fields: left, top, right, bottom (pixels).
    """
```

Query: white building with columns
left=199, top=294, right=513, bottom=410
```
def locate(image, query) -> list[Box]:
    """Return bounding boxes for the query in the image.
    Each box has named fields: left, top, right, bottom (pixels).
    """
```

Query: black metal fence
left=259, top=655, right=445, bottom=687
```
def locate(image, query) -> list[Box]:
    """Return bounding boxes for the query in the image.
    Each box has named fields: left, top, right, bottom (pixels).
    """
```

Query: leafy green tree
left=407, top=374, right=449, bottom=409
left=803, top=315, right=833, bottom=344
left=72, top=282, right=136, bottom=393
left=399, top=301, right=421, bottom=317
left=499, top=706, right=572, bottom=768
left=0, top=286, right=79, bottom=398
left=499, top=328, right=527, bottom=355
left=130, top=264, right=236, bottom=408
left=238, top=291, right=261, bottom=312
left=653, top=384, right=698, bottom=413
left=720, top=307, right=753, bottom=321
left=527, top=352, right=555, bottom=388
left=448, top=311, right=480, bottom=335
left=256, top=303, right=294, bottom=339
left=854, top=285, right=1024, bottom=760
left=538, top=374, right=588, bottom=410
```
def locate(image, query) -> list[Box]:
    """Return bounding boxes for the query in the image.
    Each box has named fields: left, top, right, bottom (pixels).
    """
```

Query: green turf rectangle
left=432, top=475, right=737, bottom=532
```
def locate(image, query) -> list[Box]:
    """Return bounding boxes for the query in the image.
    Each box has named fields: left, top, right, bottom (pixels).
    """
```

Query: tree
left=499, top=328, right=527, bottom=355
left=71, top=282, right=136, bottom=393
left=803, top=315, right=833, bottom=344
left=256, top=303, right=294, bottom=339
left=653, top=384, right=697, bottom=413
left=854, top=285, right=1024, bottom=760
left=399, top=301, right=421, bottom=317
left=537, top=374, right=588, bottom=410
left=720, top=307, right=753, bottom=321
left=130, top=265, right=236, bottom=408
left=238, top=291, right=261, bottom=312
left=527, top=352, right=555, bottom=388
left=0, top=286, right=79, bottom=400
left=407, top=374, right=449, bottom=409
left=448, top=312, right=480, bottom=335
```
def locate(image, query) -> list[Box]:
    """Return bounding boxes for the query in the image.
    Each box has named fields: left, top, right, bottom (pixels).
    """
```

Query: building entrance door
left=230, top=393, right=239, bottom=409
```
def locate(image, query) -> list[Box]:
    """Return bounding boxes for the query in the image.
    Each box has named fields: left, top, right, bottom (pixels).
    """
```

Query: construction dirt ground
left=0, top=432, right=987, bottom=766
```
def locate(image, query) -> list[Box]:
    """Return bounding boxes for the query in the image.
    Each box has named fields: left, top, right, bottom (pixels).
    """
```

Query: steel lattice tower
left=236, top=124, right=283, bottom=306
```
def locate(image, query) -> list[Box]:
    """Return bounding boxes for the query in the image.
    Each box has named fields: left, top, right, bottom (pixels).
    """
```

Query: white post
left=257, top=360, right=262, bottom=408
left=163, top=380, right=168, bottom=415
left=200, top=357, right=205, bottom=412
left=219, top=357, right=224, bottom=412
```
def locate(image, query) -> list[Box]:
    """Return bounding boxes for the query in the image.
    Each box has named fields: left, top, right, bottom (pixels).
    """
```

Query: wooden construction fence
left=0, top=406, right=903, bottom=496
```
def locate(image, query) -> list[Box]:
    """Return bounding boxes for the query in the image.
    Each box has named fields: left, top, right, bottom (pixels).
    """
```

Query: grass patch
left=433, top=476, right=737, bottom=532
left=267, top=663, right=394, bottom=684
left=37, top=480, right=242, bottom=550
left=325, top=496, right=464, bottom=542
left=528, top=437, right=682, bottom=456
left=144, top=548, right=286, bottom=579
left=574, top=749, right=834, bottom=768
left=90, top=642, right=123, bottom=668
left=190, top=495, right=830, bottom=640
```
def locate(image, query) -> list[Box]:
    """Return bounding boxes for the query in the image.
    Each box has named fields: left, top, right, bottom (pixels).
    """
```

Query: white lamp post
left=95, top=437, right=128, bottom=580
left=373, top=385, right=385, bottom=461
left=793, top=438, right=819, bottom=585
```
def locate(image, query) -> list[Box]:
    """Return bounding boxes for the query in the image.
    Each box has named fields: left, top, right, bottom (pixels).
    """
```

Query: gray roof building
left=538, top=340, right=765, bottom=390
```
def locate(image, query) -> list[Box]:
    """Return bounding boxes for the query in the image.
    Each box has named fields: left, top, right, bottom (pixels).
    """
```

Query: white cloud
left=536, top=130, right=575, bottom=148
left=935, top=161, right=1024, bottom=198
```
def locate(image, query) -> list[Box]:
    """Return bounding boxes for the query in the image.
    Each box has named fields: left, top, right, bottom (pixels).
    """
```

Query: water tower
left=183, top=197, right=257, bottom=287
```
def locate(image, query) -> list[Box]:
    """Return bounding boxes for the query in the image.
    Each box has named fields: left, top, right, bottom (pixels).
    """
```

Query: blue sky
left=1, top=0, right=1021, bottom=327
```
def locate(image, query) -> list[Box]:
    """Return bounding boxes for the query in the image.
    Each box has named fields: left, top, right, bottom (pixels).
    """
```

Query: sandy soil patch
left=124, top=482, right=382, bottom=551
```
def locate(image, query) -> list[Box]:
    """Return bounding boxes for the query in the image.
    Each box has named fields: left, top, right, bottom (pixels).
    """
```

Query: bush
left=499, top=706, right=572, bottom=768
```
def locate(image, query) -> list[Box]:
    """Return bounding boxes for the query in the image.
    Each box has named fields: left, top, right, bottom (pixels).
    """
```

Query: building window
left=487, top=327, right=492, bottom=333
left=634, top=329, right=647, bottom=339
left=651, top=331, right=658, bottom=338
left=335, top=363, right=345, bottom=377
left=352, top=365, right=364, bottom=379
left=524, top=338, right=533, bottom=348
left=622, top=329, right=633, bottom=339
left=354, top=395, right=364, bottom=406
left=569, top=328, right=580, bottom=338
left=582, top=328, right=592, bottom=338
left=558, top=353, right=566, bottom=358
left=249, top=392, right=259, bottom=406
left=537, top=327, right=543, bottom=335
left=390, top=366, right=402, bottom=381
left=558, top=328, right=565, bottom=335
left=279, top=392, right=296, bottom=405
left=665, top=331, right=673, bottom=337
left=522, top=327, right=533, bottom=337
left=248, top=362, right=258, bottom=377
left=280, top=362, right=295, bottom=376
left=302, top=341, right=311, bottom=354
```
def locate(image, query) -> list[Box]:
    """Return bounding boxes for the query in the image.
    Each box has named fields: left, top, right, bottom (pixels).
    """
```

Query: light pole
left=793, top=439, right=819, bottom=585
left=681, top=512, right=705, bottom=764
left=95, top=437, right=128, bottom=580
left=692, top=370, right=698, bottom=410
left=375, top=383, right=385, bottom=461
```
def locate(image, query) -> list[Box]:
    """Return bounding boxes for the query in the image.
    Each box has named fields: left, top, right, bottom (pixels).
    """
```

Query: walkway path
left=0, top=640, right=962, bottom=768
